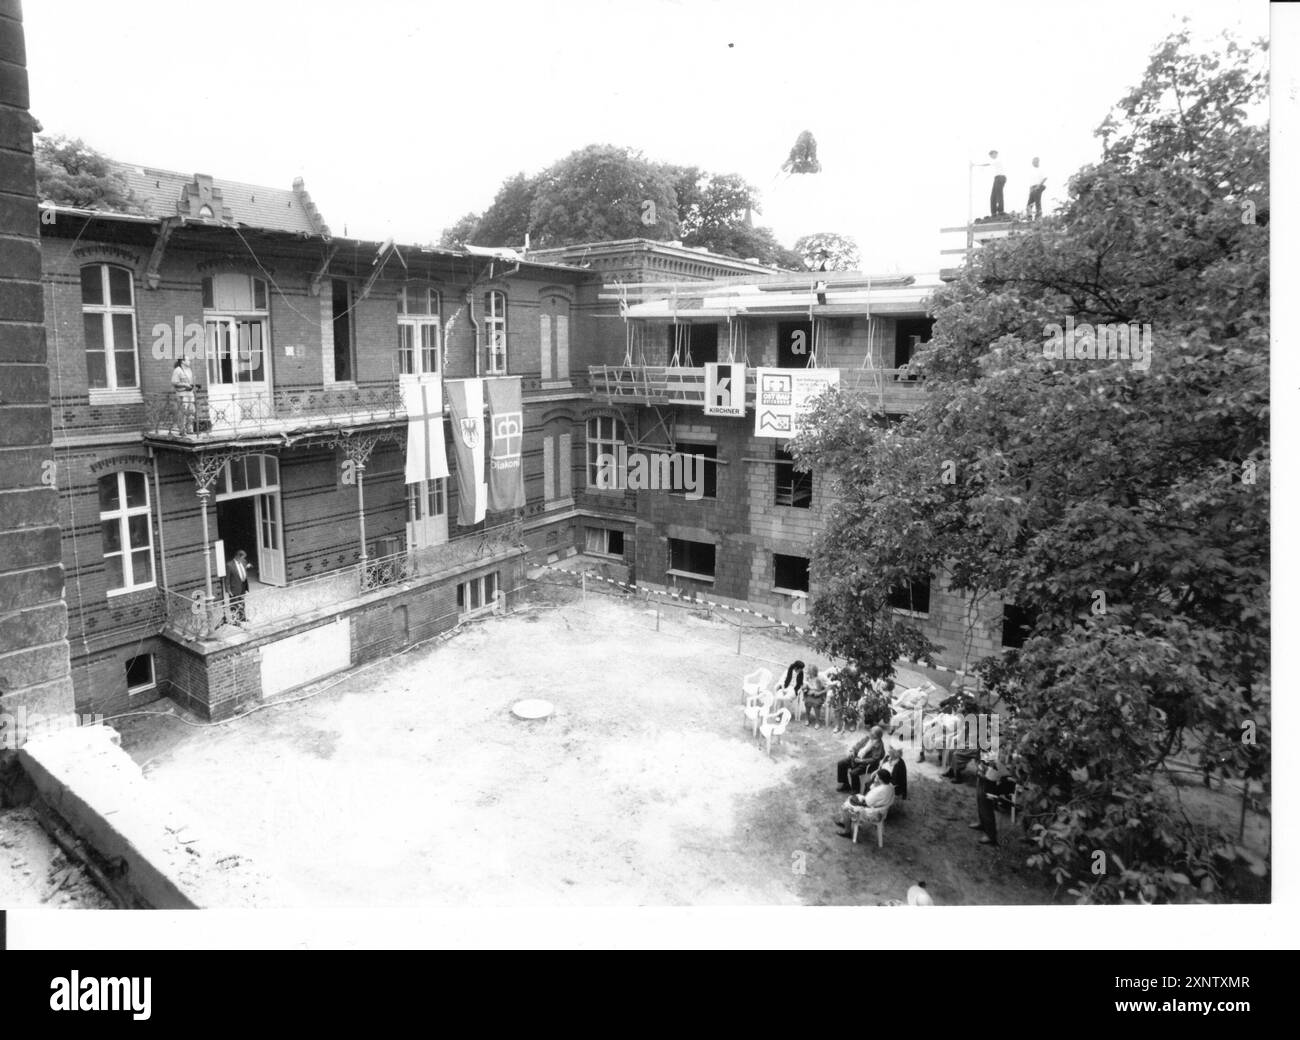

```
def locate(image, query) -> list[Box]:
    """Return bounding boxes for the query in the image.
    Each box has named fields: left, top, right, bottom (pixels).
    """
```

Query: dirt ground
left=112, top=584, right=1053, bottom=907
left=0, top=807, right=115, bottom=909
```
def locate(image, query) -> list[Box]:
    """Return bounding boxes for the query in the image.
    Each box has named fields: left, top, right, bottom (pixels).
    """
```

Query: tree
left=674, top=170, right=803, bottom=268
left=781, top=130, right=822, bottom=174
left=793, top=232, right=860, bottom=271
left=795, top=30, right=1269, bottom=903
left=438, top=211, right=482, bottom=249
left=35, top=135, right=145, bottom=213
left=529, top=144, right=678, bottom=247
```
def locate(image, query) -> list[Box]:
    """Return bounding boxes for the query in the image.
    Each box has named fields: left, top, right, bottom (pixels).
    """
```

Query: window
left=668, top=538, right=715, bottom=580
left=540, top=296, right=570, bottom=381
left=778, top=320, right=813, bottom=369
left=1001, top=603, right=1034, bottom=649
left=774, top=446, right=812, bottom=508
left=888, top=576, right=931, bottom=615
left=894, top=317, right=935, bottom=371
left=202, top=273, right=269, bottom=387
left=585, top=527, right=624, bottom=557
left=80, top=264, right=138, bottom=390
left=586, top=415, right=625, bottom=489
left=407, top=479, right=447, bottom=522
left=484, top=290, right=507, bottom=374
left=99, top=471, right=154, bottom=594
left=773, top=554, right=810, bottom=593
left=673, top=442, right=718, bottom=499
left=125, top=653, right=156, bottom=695
left=398, top=286, right=441, bottom=376
left=332, top=279, right=355, bottom=382
left=457, top=571, right=499, bottom=615
left=668, top=323, right=718, bottom=366
left=544, top=431, right=573, bottom=503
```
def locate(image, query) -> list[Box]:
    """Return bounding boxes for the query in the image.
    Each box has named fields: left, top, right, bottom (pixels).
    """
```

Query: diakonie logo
left=594, top=447, right=705, bottom=500
left=1042, top=317, right=1152, bottom=371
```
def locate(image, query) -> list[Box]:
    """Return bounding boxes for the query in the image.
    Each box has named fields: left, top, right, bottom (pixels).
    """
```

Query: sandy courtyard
left=114, top=585, right=1050, bottom=907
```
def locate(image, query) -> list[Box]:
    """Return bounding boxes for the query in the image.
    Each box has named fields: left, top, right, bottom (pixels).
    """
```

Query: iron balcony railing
left=143, top=382, right=405, bottom=440
left=587, top=365, right=926, bottom=413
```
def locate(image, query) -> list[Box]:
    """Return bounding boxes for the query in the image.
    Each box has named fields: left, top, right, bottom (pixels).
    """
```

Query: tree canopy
left=35, top=135, right=145, bottom=214
left=794, top=30, right=1269, bottom=903
left=793, top=232, right=860, bottom=271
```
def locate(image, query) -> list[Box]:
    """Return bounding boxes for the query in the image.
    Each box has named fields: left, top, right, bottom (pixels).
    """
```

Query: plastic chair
left=743, top=688, right=775, bottom=737
left=742, top=667, right=773, bottom=705
left=849, top=788, right=896, bottom=848
left=759, top=707, right=792, bottom=756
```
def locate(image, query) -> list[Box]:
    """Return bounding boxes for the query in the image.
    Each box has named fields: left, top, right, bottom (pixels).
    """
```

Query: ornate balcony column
left=335, top=433, right=381, bottom=564
left=187, top=449, right=238, bottom=605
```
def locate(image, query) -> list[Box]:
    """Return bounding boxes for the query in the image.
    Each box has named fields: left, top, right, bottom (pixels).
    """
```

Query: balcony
left=587, top=365, right=926, bottom=414
left=142, top=382, right=404, bottom=446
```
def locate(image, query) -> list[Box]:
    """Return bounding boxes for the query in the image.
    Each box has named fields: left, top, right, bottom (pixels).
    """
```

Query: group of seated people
left=830, top=726, right=908, bottom=838
left=773, top=660, right=894, bottom=731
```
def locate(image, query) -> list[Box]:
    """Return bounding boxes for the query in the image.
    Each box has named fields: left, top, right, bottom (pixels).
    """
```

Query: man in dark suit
left=225, top=549, right=251, bottom=624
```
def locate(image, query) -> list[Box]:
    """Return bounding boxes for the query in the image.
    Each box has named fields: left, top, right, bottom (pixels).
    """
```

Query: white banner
left=400, top=374, right=450, bottom=484
left=753, top=367, right=840, bottom=438
left=703, top=362, right=746, bottom=417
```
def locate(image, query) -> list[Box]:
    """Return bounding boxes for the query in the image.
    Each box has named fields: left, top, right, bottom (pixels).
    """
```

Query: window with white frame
left=406, top=478, right=447, bottom=523
left=398, top=286, right=441, bottom=376
left=585, top=527, right=624, bottom=557
left=586, top=415, right=625, bottom=489
left=99, top=471, right=154, bottom=594
left=456, top=571, right=499, bottom=615
left=125, top=652, right=156, bottom=695
left=484, top=290, right=507, bottom=373
left=80, top=264, right=139, bottom=390
left=202, top=273, right=270, bottom=386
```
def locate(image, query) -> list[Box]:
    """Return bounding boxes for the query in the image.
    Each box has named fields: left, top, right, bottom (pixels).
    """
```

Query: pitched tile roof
left=108, top=161, right=331, bottom=236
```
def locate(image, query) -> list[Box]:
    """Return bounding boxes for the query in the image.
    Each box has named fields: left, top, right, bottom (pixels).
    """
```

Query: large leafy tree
left=795, top=30, right=1268, bottom=903
left=793, top=232, right=860, bottom=271
left=528, top=144, right=679, bottom=247
left=35, top=135, right=145, bottom=213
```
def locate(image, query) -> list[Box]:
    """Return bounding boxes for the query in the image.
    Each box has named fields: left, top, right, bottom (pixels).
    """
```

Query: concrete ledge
left=17, top=724, right=275, bottom=908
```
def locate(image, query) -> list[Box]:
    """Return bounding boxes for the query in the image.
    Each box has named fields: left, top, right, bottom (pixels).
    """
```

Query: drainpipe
left=466, top=290, right=480, bottom=377
left=148, top=446, right=168, bottom=592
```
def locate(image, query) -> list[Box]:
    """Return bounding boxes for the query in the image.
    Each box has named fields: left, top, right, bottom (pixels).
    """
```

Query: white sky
left=27, top=0, right=1268, bottom=273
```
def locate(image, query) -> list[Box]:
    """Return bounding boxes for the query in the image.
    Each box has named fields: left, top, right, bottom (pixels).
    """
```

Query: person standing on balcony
left=1026, top=156, right=1047, bottom=220
left=225, top=548, right=251, bottom=625
left=172, top=358, right=196, bottom=434
left=988, top=150, right=1006, bottom=218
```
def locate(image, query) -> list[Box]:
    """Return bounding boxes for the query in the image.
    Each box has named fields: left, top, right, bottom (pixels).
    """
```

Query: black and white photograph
left=0, top=0, right=1288, bottom=958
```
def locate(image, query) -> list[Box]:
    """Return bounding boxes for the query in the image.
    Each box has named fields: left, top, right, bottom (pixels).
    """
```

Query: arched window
left=398, top=286, right=441, bottom=375
left=586, top=415, right=625, bottom=489
left=484, top=290, right=507, bottom=374
left=98, top=471, right=154, bottom=594
left=80, top=264, right=139, bottom=390
left=540, top=295, right=570, bottom=381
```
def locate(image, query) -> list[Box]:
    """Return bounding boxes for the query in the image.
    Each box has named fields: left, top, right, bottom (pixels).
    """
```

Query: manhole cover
left=512, top=698, right=554, bottom=720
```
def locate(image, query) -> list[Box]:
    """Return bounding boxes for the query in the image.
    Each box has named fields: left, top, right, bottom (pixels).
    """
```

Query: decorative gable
left=177, top=174, right=233, bottom=223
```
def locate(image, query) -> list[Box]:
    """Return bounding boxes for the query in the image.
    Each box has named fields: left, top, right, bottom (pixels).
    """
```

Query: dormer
left=178, top=174, right=232, bottom=223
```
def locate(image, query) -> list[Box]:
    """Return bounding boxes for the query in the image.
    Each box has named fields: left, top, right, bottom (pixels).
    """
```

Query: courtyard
left=111, top=583, right=1052, bottom=907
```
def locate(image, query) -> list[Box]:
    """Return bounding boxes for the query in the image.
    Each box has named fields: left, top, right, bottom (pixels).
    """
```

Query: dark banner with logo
left=485, top=377, right=525, bottom=512
left=445, top=378, right=486, bottom=526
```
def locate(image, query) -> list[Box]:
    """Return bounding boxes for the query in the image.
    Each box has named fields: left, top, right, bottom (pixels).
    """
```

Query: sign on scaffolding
left=703, top=362, right=746, bottom=418
left=753, top=367, right=840, bottom=438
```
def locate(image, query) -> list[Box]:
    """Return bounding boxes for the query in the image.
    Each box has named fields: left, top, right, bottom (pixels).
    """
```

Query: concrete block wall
left=0, top=0, right=77, bottom=756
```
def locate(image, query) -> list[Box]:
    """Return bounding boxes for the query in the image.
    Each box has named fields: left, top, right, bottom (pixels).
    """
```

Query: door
left=406, top=478, right=448, bottom=550
left=255, top=492, right=285, bottom=585
left=206, top=317, right=271, bottom=430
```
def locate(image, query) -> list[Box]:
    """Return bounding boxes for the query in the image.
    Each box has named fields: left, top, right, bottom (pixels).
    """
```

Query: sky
left=26, top=0, right=1269, bottom=274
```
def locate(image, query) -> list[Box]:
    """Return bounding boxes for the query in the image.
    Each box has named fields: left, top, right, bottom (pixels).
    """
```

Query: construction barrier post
left=736, top=623, right=742, bottom=656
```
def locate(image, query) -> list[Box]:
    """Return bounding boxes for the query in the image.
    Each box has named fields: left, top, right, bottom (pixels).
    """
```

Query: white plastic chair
left=759, top=707, right=792, bottom=756
left=849, top=787, right=896, bottom=848
left=743, top=688, right=775, bottom=737
left=742, top=667, right=773, bottom=704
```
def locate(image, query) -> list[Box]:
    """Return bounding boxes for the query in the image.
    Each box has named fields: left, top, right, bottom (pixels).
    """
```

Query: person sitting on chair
left=878, top=746, right=908, bottom=801
left=834, top=769, right=895, bottom=837
left=801, top=664, right=828, bottom=727
left=773, top=659, right=805, bottom=715
left=836, top=725, right=886, bottom=791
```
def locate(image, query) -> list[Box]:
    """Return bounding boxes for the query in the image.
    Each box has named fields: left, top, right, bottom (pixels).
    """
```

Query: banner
left=399, top=374, right=449, bottom=485
left=445, top=378, right=487, bottom=525
left=485, top=376, right=525, bottom=511
left=704, top=362, right=746, bottom=417
left=753, top=367, right=840, bottom=438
